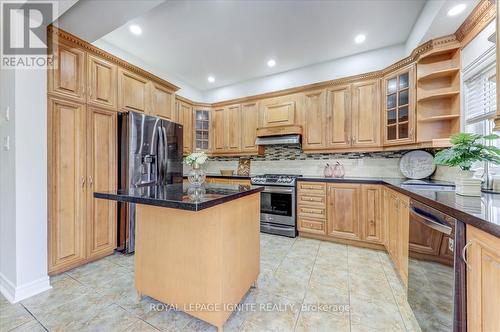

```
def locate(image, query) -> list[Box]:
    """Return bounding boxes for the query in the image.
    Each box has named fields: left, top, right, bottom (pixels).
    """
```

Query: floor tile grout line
left=377, top=251, right=411, bottom=332
left=19, top=303, right=49, bottom=332
left=292, top=238, right=321, bottom=332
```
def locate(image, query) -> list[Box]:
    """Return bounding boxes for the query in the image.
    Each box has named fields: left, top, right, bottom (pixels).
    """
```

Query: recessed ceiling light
left=207, top=76, right=215, bottom=83
left=267, top=59, right=276, bottom=67
left=447, top=4, right=466, bottom=16
left=129, top=24, right=142, bottom=35
left=354, top=34, right=366, bottom=44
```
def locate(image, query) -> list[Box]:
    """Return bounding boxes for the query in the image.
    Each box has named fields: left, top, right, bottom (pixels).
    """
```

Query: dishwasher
left=408, top=199, right=466, bottom=332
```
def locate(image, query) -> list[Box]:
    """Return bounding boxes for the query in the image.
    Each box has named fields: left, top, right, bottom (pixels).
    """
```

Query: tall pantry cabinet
left=48, top=37, right=118, bottom=274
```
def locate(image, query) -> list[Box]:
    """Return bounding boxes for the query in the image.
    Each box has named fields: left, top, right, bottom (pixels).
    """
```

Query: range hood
left=255, top=134, right=301, bottom=145
left=255, top=125, right=302, bottom=145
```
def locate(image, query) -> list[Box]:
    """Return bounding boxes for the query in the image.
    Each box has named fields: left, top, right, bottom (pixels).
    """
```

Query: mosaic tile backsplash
left=189, top=145, right=437, bottom=178
left=209, top=145, right=408, bottom=161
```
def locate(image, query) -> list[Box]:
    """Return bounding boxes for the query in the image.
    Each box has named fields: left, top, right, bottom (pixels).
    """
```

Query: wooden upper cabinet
left=177, top=101, right=193, bottom=154
left=118, top=68, right=149, bottom=113
left=326, top=85, right=351, bottom=148
left=466, top=225, right=500, bottom=332
left=241, top=102, right=259, bottom=153
left=352, top=80, right=380, bottom=147
left=361, top=185, right=383, bottom=244
left=48, top=97, right=87, bottom=273
left=151, top=82, right=175, bottom=121
left=259, top=96, right=296, bottom=127
left=213, top=108, right=226, bottom=153
left=383, top=65, right=416, bottom=146
left=303, top=90, right=326, bottom=150
left=326, top=183, right=361, bottom=240
left=87, top=54, right=117, bottom=110
left=226, top=105, right=241, bottom=152
left=86, top=107, right=117, bottom=258
left=49, top=41, right=86, bottom=102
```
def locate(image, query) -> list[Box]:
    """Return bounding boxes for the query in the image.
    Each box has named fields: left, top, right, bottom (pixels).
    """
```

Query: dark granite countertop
left=94, top=183, right=263, bottom=211
left=299, top=177, right=500, bottom=238
left=184, top=173, right=252, bottom=179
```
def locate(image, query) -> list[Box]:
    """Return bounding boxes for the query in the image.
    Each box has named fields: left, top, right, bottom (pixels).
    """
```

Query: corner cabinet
left=48, top=98, right=117, bottom=274
left=382, top=65, right=416, bottom=146
left=466, top=225, right=500, bottom=332
left=193, top=109, right=211, bottom=151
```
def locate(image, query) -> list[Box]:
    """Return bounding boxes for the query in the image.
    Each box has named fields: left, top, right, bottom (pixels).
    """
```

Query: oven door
left=260, top=186, right=295, bottom=226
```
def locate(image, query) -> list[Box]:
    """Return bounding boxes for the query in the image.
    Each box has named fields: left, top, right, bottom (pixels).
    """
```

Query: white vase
left=188, top=163, right=206, bottom=186
left=455, top=170, right=482, bottom=197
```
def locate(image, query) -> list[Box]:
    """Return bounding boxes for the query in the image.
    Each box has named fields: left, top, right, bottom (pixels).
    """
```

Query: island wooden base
left=135, top=193, right=260, bottom=331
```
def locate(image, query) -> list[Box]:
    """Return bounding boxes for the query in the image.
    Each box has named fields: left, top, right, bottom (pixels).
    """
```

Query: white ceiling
left=99, top=0, right=427, bottom=91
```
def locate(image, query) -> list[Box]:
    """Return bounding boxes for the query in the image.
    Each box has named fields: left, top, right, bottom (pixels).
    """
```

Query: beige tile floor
left=0, top=234, right=420, bottom=332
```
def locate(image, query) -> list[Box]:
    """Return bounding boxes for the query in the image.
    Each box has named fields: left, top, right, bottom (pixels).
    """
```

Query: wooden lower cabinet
left=361, top=185, right=384, bottom=244
left=48, top=98, right=117, bottom=274
left=86, top=107, right=117, bottom=258
left=48, top=98, right=87, bottom=273
left=326, top=183, right=361, bottom=240
left=206, top=177, right=250, bottom=186
left=384, top=187, right=409, bottom=286
left=466, top=225, right=500, bottom=332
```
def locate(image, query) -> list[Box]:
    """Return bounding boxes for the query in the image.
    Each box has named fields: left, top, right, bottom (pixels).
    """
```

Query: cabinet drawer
left=298, top=194, right=326, bottom=206
left=298, top=206, right=326, bottom=219
left=298, top=182, right=326, bottom=195
left=298, top=218, right=326, bottom=235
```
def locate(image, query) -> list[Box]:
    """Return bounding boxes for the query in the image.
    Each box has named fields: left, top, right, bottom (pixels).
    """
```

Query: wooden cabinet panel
left=118, top=68, right=149, bottom=113
left=298, top=206, right=326, bottom=220
left=49, top=42, right=86, bottom=102
left=48, top=98, right=87, bottom=273
left=177, top=101, right=193, bottom=154
left=241, top=102, right=259, bottom=153
left=298, top=194, right=326, bottom=207
left=352, top=80, right=380, bottom=147
left=227, top=105, right=241, bottom=152
left=86, top=107, right=117, bottom=258
left=398, top=197, right=409, bottom=286
left=326, top=183, right=361, bottom=240
left=303, top=90, right=326, bottom=150
left=326, top=85, right=351, bottom=148
left=231, top=179, right=251, bottom=186
left=467, top=225, right=500, bottom=332
left=298, top=218, right=326, bottom=235
left=213, top=108, right=226, bottom=153
left=151, top=83, right=175, bottom=121
left=298, top=182, right=326, bottom=196
left=260, top=97, right=296, bottom=127
left=87, top=54, right=117, bottom=110
left=361, top=185, right=383, bottom=244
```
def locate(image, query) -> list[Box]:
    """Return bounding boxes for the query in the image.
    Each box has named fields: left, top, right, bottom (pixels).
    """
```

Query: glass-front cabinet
left=194, top=109, right=210, bottom=151
left=383, top=65, right=416, bottom=145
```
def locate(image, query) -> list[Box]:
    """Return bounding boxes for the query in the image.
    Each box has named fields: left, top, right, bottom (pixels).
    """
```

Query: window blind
left=464, top=63, right=496, bottom=124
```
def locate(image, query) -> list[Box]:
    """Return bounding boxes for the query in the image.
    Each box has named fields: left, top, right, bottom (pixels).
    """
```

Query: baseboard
left=0, top=272, right=51, bottom=303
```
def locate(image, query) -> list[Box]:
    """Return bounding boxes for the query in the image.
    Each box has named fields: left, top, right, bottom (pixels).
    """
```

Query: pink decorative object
left=323, top=163, right=334, bottom=177
left=333, top=162, right=345, bottom=178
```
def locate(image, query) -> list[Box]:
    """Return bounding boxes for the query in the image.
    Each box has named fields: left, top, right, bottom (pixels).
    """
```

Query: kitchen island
left=95, top=183, right=263, bottom=331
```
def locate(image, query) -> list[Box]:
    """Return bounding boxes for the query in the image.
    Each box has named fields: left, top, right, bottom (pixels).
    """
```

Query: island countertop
left=94, top=183, right=264, bottom=211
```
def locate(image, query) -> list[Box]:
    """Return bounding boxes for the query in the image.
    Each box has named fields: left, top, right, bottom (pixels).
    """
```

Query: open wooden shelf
left=417, top=67, right=460, bottom=81
left=416, top=47, right=460, bottom=143
left=417, top=90, right=460, bottom=102
left=418, top=114, right=460, bottom=123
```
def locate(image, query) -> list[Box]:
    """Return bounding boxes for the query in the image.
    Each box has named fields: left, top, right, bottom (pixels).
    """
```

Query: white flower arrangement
left=184, top=151, right=208, bottom=167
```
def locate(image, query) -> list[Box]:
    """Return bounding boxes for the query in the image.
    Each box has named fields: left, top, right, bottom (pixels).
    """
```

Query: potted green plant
left=434, top=133, right=500, bottom=196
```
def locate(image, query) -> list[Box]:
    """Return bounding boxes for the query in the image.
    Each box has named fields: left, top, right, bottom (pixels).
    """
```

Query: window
left=194, top=110, right=209, bottom=150
left=463, top=56, right=499, bottom=172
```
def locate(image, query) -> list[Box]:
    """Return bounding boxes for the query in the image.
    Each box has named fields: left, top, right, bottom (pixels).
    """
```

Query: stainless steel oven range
left=250, top=174, right=301, bottom=237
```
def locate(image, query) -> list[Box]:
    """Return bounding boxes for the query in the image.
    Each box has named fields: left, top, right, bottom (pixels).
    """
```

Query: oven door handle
left=262, top=187, right=294, bottom=194
left=410, top=206, right=452, bottom=235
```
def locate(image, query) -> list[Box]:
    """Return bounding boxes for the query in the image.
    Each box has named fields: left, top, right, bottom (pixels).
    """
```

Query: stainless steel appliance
left=118, top=111, right=183, bottom=253
left=250, top=174, right=300, bottom=237
left=408, top=199, right=466, bottom=332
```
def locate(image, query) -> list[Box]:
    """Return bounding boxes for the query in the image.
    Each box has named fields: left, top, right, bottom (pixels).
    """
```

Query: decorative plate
left=399, top=150, right=436, bottom=179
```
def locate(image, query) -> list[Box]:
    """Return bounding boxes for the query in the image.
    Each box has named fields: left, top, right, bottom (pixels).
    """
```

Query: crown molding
left=455, top=0, right=496, bottom=47
left=48, top=25, right=180, bottom=92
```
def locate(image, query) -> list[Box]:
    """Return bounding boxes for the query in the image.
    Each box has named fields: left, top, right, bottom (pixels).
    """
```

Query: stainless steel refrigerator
left=118, top=111, right=183, bottom=253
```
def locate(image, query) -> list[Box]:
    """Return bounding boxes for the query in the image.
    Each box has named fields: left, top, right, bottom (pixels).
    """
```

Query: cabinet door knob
left=462, top=240, right=472, bottom=270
